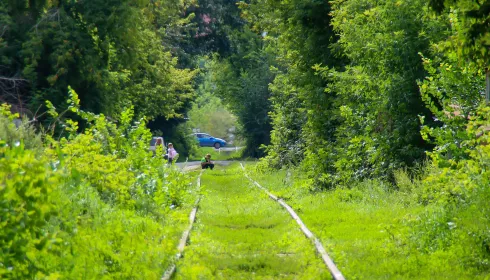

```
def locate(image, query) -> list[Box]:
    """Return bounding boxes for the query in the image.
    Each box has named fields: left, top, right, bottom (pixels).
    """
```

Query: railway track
left=240, top=163, right=345, bottom=280
left=161, top=171, right=203, bottom=280
left=163, top=164, right=344, bottom=279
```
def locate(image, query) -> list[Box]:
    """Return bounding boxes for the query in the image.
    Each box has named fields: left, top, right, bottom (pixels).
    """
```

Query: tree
left=242, top=0, right=344, bottom=172
left=211, top=27, right=274, bottom=157
left=188, top=58, right=237, bottom=142
left=244, top=0, right=450, bottom=187
left=1, top=0, right=195, bottom=124
left=428, top=0, right=490, bottom=100
left=322, top=0, right=446, bottom=184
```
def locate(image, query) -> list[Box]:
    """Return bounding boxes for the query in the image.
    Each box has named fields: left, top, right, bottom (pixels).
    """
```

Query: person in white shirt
left=167, top=143, right=178, bottom=164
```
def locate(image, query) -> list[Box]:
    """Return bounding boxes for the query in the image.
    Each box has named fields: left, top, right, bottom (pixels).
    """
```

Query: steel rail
left=240, top=163, right=345, bottom=280
left=161, top=171, right=203, bottom=280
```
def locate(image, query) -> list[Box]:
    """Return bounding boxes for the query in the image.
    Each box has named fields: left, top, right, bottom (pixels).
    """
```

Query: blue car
left=194, top=133, right=226, bottom=149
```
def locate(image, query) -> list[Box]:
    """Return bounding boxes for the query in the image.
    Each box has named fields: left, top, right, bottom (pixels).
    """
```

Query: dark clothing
left=202, top=163, right=214, bottom=170
left=201, top=157, right=214, bottom=170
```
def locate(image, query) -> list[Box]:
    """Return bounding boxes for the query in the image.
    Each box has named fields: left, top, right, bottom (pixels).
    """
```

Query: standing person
left=167, top=143, right=178, bottom=164
left=201, top=154, right=214, bottom=170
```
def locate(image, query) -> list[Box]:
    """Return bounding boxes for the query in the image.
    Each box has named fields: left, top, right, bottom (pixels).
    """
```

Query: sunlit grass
left=174, top=164, right=330, bottom=279
left=156, top=169, right=202, bottom=273
left=245, top=164, right=484, bottom=279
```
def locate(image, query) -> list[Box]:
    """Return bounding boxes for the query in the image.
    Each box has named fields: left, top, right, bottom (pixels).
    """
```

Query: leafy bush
left=403, top=104, right=490, bottom=273
left=0, top=92, right=193, bottom=278
left=0, top=104, right=42, bottom=151
left=0, top=142, right=58, bottom=278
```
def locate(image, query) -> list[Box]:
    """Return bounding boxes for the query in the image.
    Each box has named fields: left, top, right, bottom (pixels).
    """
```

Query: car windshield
left=150, top=138, right=163, bottom=146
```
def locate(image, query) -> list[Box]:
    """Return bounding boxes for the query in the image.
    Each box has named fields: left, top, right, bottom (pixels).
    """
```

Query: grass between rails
left=245, top=164, right=486, bottom=279
left=174, top=163, right=331, bottom=279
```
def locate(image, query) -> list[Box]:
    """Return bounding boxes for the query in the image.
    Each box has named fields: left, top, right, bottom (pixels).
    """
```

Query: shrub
left=0, top=104, right=42, bottom=151
left=0, top=92, right=193, bottom=278
left=0, top=142, right=58, bottom=278
left=407, top=105, right=490, bottom=273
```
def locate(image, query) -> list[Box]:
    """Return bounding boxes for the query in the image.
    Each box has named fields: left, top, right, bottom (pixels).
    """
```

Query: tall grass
left=247, top=163, right=488, bottom=279
left=174, top=164, right=330, bottom=279
left=0, top=104, right=197, bottom=279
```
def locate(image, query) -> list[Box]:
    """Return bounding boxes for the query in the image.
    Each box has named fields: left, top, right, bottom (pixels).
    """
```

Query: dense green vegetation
left=234, top=0, right=489, bottom=276
left=237, top=0, right=490, bottom=187
left=174, top=165, right=330, bottom=279
left=0, top=0, right=195, bottom=121
left=2, top=0, right=490, bottom=278
left=246, top=164, right=489, bottom=278
left=0, top=101, right=198, bottom=278
left=187, top=59, right=238, bottom=143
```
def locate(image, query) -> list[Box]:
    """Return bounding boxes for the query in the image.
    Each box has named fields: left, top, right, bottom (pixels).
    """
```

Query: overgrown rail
left=161, top=171, right=203, bottom=280
left=240, top=163, right=345, bottom=280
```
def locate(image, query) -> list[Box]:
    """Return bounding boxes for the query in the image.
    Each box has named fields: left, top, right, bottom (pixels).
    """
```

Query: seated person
left=201, top=153, right=214, bottom=170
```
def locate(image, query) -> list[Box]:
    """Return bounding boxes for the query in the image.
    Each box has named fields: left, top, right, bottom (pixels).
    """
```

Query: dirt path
left=172, top=164, right=330, bottom=279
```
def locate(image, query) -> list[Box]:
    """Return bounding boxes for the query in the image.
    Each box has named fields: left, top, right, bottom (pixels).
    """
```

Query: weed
left=174, top=164, right=330, bottom=279
left=246, top=163, right=488, bottom=279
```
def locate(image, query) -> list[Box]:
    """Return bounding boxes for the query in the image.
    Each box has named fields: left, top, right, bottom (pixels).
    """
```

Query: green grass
left=187, top=147, right=244, bottom=161
left=245, top=164, right=485, bottom=279
left=174, top=164, right=330, bottom=279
